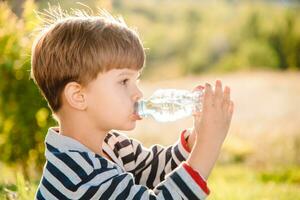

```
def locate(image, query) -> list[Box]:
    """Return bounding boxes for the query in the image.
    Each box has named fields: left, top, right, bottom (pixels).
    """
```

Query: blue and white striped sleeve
left=36, top=150, right=209, bottom=199
left=106, top=130, right=193, bottom=189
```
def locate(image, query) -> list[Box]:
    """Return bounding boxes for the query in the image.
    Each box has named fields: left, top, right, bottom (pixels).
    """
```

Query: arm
left=94, top=162, right=209, bottom=200
left=36, top=152, right=210, bottom=200
left=104, top=130, right=192, bottom=189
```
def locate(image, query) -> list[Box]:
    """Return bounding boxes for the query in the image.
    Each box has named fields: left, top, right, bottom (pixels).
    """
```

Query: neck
left=57, top=113, right=109, bottom=157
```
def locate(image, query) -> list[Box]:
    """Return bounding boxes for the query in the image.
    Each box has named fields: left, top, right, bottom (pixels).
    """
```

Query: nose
left=132, top=86, right=143, bottom=102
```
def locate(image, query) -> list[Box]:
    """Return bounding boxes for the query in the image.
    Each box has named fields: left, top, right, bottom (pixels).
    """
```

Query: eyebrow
left=118, top=71, right=141, bottom=78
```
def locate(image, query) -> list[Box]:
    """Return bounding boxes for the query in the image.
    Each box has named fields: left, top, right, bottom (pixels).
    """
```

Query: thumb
left=192, top=85, right=205, bottom=92
left=192, top=84, right=204, bottom=117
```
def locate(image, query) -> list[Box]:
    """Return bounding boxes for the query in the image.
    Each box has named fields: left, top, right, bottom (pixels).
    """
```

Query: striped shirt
left=36, top=127, right=210, bottom=199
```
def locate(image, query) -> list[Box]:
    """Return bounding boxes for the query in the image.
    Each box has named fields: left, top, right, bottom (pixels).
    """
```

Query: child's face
left=84, top=68, right=142, bottom=131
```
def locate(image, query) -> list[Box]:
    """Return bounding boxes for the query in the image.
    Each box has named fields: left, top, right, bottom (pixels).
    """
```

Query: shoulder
left=45, top=146, right=118, bottom=182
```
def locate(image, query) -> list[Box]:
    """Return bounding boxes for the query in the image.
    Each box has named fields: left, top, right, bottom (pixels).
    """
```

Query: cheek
left=99, top=93, right=130, bottom=114
left=92, top=86, right=133, bottom=114
left=115, top=88, right=132, bottom=105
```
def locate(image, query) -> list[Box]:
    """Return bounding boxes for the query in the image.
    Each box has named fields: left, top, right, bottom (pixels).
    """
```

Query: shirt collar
left=45, top=127, right=94, bottom=153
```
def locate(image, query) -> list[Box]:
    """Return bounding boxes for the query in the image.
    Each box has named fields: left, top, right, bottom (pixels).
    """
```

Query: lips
left=131, top=113, right=142, bottom=120
left=131, top=102, right=142, bottom=121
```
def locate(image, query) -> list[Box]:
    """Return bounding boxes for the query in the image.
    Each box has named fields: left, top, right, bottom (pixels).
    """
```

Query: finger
left=223, top=86, right=231, bottom=102
left=228, top=100, right=234, bottom=117
left=192, top=85, right=205, bottom=108
left=203, top=82, right=213, bottom=108
left=215, top=80, right=223, bottom=98
left=192, top=111, right=202, bottom=124
left=192, top=85, right=205, bottom=92
left=192, top=108, right=202, bottom=118
left=223, top=100, right=234, bottom=125
left=192, top=85, right=205, bottom=102
left=192, top=109, right=202, bottom=116
left=192, top=112, right=201, bottom=129
left=222, top=86, right=231, bottom=111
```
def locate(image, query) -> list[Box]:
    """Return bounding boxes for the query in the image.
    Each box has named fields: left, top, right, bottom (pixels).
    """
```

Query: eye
left=120, top=78, right=129, bottom=86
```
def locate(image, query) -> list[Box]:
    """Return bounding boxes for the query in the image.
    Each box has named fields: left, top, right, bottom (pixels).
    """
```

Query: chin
left=120, top=121, right=136, bottom=131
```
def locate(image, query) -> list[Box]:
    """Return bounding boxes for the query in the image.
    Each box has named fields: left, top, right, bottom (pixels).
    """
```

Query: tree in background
left=0, top=0, right=55, bottom=177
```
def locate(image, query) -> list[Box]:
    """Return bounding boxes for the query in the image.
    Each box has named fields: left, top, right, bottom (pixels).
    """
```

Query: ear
left=63, top=82, right=87, bottom=110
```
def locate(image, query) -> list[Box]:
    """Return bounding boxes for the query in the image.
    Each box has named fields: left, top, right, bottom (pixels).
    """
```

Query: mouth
left=131, top=113, right=142, bottom=121
left=130, top=102, right=142, bottom=121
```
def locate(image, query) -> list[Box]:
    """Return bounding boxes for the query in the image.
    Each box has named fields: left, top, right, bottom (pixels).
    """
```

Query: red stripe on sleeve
left=182, top=162, right=210, bottom=195
left=180, top=130, right=191, bottom=153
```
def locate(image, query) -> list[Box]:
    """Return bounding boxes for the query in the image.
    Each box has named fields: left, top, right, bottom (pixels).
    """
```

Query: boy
left=31, top=9, right=233, bottom=200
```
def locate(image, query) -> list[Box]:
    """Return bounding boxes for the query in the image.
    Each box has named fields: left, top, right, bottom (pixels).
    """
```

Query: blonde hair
left=31, top=7, right=145, bottom=112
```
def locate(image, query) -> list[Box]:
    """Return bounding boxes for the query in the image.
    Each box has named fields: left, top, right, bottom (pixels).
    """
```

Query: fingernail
left=225, top=86, right=230, bottom=92
left=194, top=85, right=205, bottom=90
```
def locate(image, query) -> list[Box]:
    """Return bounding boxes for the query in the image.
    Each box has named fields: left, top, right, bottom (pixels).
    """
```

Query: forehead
left=109, top=68, right=141, bottom=77
left=96, top=68, right=141, bottom=82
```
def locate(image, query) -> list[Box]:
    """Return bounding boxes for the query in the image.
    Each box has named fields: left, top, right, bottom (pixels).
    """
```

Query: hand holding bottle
left=187, top=80, right=234, bottom=179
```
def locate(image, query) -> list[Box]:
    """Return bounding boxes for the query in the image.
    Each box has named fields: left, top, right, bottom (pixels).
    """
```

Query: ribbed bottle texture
left=135, top=89, right=204, bottom=122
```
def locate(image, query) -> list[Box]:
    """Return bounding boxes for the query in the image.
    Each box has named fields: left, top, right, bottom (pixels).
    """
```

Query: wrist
left=186, top=128, right=196, bottom=150
left=187, top=140, right=223, bottom=179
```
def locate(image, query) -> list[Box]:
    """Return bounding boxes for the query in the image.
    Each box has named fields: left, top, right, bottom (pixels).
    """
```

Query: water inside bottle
left=135, top=89, right=203, bottom=122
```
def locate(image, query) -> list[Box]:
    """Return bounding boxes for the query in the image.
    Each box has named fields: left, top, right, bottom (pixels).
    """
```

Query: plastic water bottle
left=134, top=89, right=204, bottom=122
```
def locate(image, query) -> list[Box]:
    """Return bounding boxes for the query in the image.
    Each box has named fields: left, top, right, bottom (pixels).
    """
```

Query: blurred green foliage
left=118, top=1, right=300, bottom=77
left=0, top=0, right=300, bottom=173
left=0, top=0, right=56, bottom=173
left=259, top=166, right=300, bottom=184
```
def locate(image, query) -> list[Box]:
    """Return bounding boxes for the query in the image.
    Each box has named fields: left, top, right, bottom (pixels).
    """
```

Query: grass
left=208, top=164, right=300, bottom=200
left=0, top=171, right=36, bottom=200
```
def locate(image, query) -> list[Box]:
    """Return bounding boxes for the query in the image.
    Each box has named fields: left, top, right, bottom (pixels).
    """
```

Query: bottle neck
left=135, top=100, right=152, bottom=118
